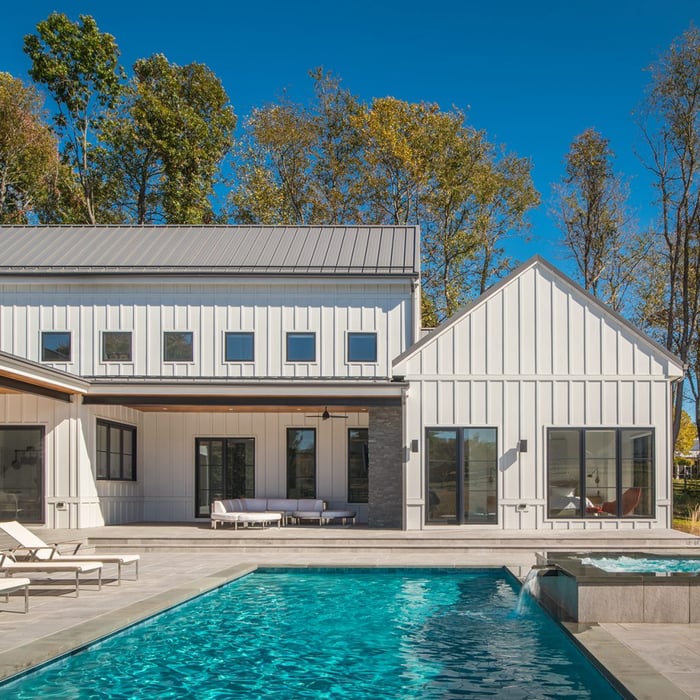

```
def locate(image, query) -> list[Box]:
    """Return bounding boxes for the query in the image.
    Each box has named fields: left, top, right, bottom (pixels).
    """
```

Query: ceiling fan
left=308, top=406, right=348, bottom=420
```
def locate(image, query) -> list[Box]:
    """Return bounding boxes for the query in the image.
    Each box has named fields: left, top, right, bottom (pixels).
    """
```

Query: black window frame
left=347, top=427, right=369, bottom=503
left=0, top=425, right=45, bottom=523
left=96, top=419, right=137, bottom=481
left=41, top=331, right=71, bottom=362
left=546, top=427, right=655, bottom=519
left=425, top=426, right=498, bottom=525
left=286, top=332, right=316, bottom=363
left=224, top=332, right=255, bottom=363
left=286, top=427, right=316, bottom=498
left=163, top=331, right=194, bottom=362
left=347, top=332, right=377, bottom=363
left=102, top=331, right=133, bottom=362
left=195, top=437, right=255, bottom=518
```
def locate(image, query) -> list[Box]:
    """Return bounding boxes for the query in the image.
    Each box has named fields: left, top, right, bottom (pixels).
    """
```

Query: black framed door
left=0, top=426, right=44, bottom=523
left=195, top=437, right=255, bottom=517
left=426, top=427, right=497, bottom=524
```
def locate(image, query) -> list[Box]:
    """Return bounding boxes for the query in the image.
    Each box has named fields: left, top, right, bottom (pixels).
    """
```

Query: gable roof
left=393, top=255, right=684, bottom=373
left=0, top=225, right=420, bottom=277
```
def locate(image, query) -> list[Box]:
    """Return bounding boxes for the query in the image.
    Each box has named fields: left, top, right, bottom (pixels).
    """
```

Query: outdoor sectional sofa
left=211, top=498, right=325, bottom=529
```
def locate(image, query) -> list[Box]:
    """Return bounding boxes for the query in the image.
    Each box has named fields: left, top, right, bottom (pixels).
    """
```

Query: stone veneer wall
left=367, top=406, right=403, bottom=528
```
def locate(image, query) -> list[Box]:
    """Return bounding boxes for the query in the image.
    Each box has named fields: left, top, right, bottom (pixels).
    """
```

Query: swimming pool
left=581, top=555, right=700, bottom=574
left=2, top=568, right=622, bottom=699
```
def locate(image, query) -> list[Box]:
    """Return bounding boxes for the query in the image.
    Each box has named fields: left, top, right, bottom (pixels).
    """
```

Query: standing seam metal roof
left=0, top=225, right=420, bottom=276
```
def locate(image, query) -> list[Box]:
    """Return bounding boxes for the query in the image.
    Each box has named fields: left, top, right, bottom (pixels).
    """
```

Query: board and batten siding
left=141, top=410, right=369, bottom=522
left=0, top=394, right=143, bottom=528
left=0, top=278, right=412, bottom=379
left=396, top=262, right=682, bottom=530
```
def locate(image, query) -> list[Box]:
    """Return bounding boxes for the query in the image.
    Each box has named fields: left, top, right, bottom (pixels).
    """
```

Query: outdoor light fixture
left=518, top=439, right=528, bottom=453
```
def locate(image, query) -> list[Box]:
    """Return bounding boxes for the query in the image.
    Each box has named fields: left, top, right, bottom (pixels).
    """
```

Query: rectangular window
left=347, top=333, right=377, bottom=363
left=102, top=331, right=132, bottom=362
left=547, top=428, right=653, bottom=518
left=225, top=332, right=254, bottom=362
left=96, top=420, right=136, bottom=481
left=41, top=331, right=71, bottom=362
left=287, top=428, right=316, bottom=498
left=286, top=332, right=315, bottom=362
left=0, top=426, right=44, bottom=523
left=164, top=331, right=193, bottom=362
left=348, top=428, right=369, bottom=503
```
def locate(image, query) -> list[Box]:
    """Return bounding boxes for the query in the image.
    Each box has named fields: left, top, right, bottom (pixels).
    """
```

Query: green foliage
left=24, top=12, right=125, bottom=223
left=102, top=54, right=236, bottom=223
left=675, top=410, right=698, bottom=455
left=553, top=128, right=645, bottom=313
left=231, top=69, right=362, bottom=225
left=231, top=75, right=538, bottom=324
left=0, top=72, right=62, bottom=223
left=641, top=26, right=700, bottom=444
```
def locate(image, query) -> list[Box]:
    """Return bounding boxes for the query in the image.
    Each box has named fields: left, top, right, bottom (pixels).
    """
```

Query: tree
left=553, top=128, right=646, bottom=312
left=640, top=26, right=700, bottom=443
left=0, top=73, right=62, bottom=223
left=24, top=12, right=125, bottom=223
left=675, top=409, right=697, bottom=455
left=231, top=69, right=362, bottom=225
left=231, top=73, right=538, bottom=323
left=357, top=98, right=538, bottom=322
left=101, top=54, right=236, bottom=224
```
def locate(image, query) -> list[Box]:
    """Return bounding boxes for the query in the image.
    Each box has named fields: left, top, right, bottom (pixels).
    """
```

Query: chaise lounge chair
left=0, top=576, right=30, bottom=613
left=0, top=551, right=102, bottom=597
left=0, top=521, right=139, bottom=584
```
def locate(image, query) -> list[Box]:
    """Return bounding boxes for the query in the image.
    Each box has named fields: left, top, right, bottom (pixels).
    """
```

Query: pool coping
left=0, top=562, right=690, bottom=699
left=560, top=621, right=693, bottom=700
left=0, top=563, right=256, bottom=683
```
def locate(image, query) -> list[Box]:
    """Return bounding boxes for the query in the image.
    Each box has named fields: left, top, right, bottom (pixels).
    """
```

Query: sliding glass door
left=195, top=438, right=255, bottom=517
left=426, top=427, right=497, bottom=525
left=0, top=426, right=44, bottom=523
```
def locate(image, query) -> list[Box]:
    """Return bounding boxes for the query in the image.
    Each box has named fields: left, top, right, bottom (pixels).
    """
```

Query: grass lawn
left=673, top=478, right=700, bottom=534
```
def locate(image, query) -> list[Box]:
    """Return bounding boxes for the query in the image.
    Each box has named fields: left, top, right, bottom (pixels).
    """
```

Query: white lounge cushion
left=0, top=577, right=30, bottom=593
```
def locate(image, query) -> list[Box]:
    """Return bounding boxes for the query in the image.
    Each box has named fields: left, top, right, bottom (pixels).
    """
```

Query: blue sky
left=1, top=1, right=699, bottom=268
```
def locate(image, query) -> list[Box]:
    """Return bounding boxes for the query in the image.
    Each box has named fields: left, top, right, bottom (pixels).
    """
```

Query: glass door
left=426, top=427, right=497, bottom=525
left=195, top=438, right=255, bottom=517
left=427, top=430, right=458, bottom=523
left=0, top=426, right=44, bottom=523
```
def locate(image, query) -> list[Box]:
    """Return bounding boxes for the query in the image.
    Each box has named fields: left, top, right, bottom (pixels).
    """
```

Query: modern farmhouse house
left=0, top=225, right=683, bottom=531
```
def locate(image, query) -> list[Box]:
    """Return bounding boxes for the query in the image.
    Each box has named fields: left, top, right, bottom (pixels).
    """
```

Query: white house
left=0, top=225, right=683, bottom=530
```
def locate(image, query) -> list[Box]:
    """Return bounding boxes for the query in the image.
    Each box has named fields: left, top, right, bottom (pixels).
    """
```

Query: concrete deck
left=0, top=523, right=699, bottom=698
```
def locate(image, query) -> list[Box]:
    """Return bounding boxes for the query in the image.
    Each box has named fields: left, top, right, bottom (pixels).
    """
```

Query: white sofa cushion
left=266, top=498, right=298, bottom=513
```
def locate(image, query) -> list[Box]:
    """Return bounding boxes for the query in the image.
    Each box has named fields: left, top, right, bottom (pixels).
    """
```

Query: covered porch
left=0, top=354, right=407, bottom=529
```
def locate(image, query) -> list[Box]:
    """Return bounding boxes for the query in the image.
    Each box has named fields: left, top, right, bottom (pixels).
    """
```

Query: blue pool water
left=581, top=555, right=700, bottom=574
left=2, top=568, right=621, bottom=699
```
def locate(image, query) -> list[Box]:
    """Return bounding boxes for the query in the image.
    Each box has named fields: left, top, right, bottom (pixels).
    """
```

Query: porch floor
left=0, top=523, right=698, bottom=699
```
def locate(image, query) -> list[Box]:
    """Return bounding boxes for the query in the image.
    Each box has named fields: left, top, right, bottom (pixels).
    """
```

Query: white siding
left=398, top=262, right=678, bottom=531
left=0, top=278, right=413, bottom=379
left=141, top=410, right=369, bottom=523
left=0, top=396, right=143, bottom=528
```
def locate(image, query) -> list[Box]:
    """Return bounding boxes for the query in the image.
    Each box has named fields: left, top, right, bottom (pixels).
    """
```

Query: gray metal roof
left=0, top=225, right=420, bottom=277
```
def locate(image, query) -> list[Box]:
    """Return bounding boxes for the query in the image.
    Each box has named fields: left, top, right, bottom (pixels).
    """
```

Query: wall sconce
left=518, top=439, right=528, bottom=453
left=411, top=439, right=419, bottom=453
